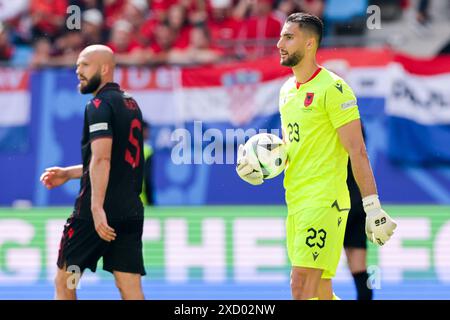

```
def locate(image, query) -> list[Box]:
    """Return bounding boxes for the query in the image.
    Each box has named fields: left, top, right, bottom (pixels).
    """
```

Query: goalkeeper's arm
left=337, top=119, right=397, bottom=246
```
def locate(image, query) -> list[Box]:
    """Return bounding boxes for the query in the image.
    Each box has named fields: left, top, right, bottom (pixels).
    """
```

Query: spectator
left=0, top=0, right=29, bottom=23
left=0, top=0, right=31, bottom=45
left=167, top=4, right=192, bottom=49
left=104, top=0, right=126, bottom=29
left=207, top=0, right=243, bottom=56
left=31, top=30, right=85, bottom=67
left=30, top=38, right=52, bottom=67
left=107, top=19, right=147, bottom=64
left=273, top=0, right=301, bottom=24
left=182, top=0, right=209, bottom=26
left=168, top=25, right=224, bottom=65
left=139, top=0, right=171, bottom=47
left=69, top=0, right=102, bottom=11
left=0, top=23, right=14, bottom=61
left=145, top=22, right=177, bottom=65
left=298, top=0, right=325, bottom=19
left=236, top=0, right=282, bottom=59
left=107, top=19, right=142, bottom=54
left=123, top=0, right=149, bottom=32
left=151, top=0, right=178, bottom=20
left=54, top=30, right=85, bottom=59
left=81, top=9, right=105, bottom=46
left=30, top=0, right=68, bottom=41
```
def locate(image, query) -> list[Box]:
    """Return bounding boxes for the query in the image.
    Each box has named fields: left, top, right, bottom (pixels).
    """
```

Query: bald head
left=76, top=44, right=116, bottom=95
left=80, top=44, right=115, bottom=66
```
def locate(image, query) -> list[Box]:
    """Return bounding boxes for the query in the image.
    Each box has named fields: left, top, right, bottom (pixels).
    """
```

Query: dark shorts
left=57, top=215, right=146, bottom=275
left=344, top=202, right=367, bottom=249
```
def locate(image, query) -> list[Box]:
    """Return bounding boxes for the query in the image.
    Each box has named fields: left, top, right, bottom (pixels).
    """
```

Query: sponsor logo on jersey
left=92, top=98, right=101, bottom=109
left=341, top=100, right=357, bottom=110
left=312, top=251, right=319, bottom=261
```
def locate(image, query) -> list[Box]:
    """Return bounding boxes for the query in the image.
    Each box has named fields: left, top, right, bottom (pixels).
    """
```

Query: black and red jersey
left=73, top=82, right=144, bottom=220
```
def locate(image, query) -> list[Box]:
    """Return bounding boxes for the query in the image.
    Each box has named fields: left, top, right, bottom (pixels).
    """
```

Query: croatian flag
left=0, top=68, right=30, bottom=153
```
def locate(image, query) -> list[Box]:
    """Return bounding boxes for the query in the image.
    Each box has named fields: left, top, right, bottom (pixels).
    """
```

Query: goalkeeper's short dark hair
left=286, top=13, right=323, bottom=46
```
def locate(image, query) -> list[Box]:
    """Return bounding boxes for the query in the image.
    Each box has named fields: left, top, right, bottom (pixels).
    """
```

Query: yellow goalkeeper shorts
left=286, top=206, right=349, bottom=279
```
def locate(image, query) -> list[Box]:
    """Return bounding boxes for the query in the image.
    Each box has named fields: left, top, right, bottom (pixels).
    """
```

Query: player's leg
left=290, top=266, right=323, bottom=299
left=344, top=204, right=373, bottom=300
left=287, top=215, right=322, bottom=299
left=345, top=247, right=367, bottom=273
left=54, top=264, right=82, bottom=300
left=113, top=271, right=144, bottom=300
left=103, top=218, right=146, bottom=300
left=318, top=206, right=350, bottom=300
left=345, top=247, right=372, bottom=300
left=317, top=278, right=333, bottom=300
left=55, top=215, right=108, bottom=300
left=287, top=208, right=342, bottom=300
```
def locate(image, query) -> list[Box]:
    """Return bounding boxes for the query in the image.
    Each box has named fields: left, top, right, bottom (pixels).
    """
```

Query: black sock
left=352, top=271, right=373, bottom=300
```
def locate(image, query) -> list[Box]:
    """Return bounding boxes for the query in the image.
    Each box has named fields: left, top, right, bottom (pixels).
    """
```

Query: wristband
left=362, top=194, right=381, bottom=214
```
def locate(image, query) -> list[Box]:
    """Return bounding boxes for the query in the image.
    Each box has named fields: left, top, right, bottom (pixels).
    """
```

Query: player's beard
left=79, top=72, right=102, bottom=94
left=280, top=50, right=303, bottom=67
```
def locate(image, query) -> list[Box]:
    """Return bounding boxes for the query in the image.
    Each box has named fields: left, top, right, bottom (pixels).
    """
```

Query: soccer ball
left=243, top=133, right=287, bottom=179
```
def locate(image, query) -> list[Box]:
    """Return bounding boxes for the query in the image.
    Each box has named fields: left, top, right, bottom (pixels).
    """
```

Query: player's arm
left=85, top=98, right=116, bottom=241
left=336, top=120, right=376, bottom=197
left=40, top=164, right=83, bottom=189
left=90, top=137, right=116, bottom=242
left=326, top=80, right=396, bottom=246
left=337, top=119, right=397, bottom=246
left=65, top=165, right=83, bottom=179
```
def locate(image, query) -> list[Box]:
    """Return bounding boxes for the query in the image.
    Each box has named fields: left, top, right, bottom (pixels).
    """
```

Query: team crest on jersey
left=304, top=92, right=314, bottom=107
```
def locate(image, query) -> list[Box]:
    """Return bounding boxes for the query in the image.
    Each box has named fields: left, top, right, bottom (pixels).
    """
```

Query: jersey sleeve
left=86, top=98, right=113, bottom=140
left=325, top=80, right=360, bottom=129
left=279, top=81, right=290, bottom=142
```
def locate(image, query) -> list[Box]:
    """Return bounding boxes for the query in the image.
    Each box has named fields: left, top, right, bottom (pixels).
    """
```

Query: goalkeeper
left=236, top=13, right=397, bottom=300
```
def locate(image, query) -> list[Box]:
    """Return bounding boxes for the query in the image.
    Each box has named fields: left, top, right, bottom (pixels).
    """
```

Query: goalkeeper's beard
left=280, top=50, right=303, bottom=67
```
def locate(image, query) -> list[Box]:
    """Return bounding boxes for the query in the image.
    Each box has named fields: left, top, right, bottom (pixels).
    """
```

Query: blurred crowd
left=0, top=0, right=438, bottom=67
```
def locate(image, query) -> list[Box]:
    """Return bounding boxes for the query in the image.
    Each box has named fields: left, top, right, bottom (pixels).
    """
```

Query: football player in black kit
left=40, top=45, right=145, bottom=300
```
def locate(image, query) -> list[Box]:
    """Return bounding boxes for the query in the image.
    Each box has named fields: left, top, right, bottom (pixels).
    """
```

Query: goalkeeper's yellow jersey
left=279, top=67, right=360, bottom=215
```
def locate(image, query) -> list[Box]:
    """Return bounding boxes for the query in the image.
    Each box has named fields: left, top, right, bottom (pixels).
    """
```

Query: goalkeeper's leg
left=317, top=279, right=333, bottom=299
left=290, top=266, right=323, bottom=300
left=286, top=207, right=348, bottom=300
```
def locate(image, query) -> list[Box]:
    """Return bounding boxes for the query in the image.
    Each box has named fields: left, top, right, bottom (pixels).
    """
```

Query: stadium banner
left=386, top=54, right=450, bottom=165
left=1, top=49, right=450, bottom=206
left=0, top=68, right=30, bottom=153
left=0, top=206, right=449, bottom=300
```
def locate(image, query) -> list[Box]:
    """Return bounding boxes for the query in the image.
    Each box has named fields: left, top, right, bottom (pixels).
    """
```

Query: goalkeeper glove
left=236, top=144, right=264, bottom=186
left=363, top=195, right=397, bottom=246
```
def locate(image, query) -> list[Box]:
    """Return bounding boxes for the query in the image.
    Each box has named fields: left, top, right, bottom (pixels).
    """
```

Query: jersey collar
left=96, top=82, right=121, bottom=95
left=295, top=67, right=322, bottom=89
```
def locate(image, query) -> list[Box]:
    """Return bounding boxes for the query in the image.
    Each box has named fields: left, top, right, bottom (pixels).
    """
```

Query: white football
left=243, top=133, right=287, bottom=179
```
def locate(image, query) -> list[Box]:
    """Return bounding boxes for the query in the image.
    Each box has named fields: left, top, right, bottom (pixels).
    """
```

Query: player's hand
left=363, top=195, right=397, bottom=246
left=40, top=167, right=70, bottom=189
left=236, top=144, right=263, bottom=186
left=91, top=206, right=116, bottom=242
